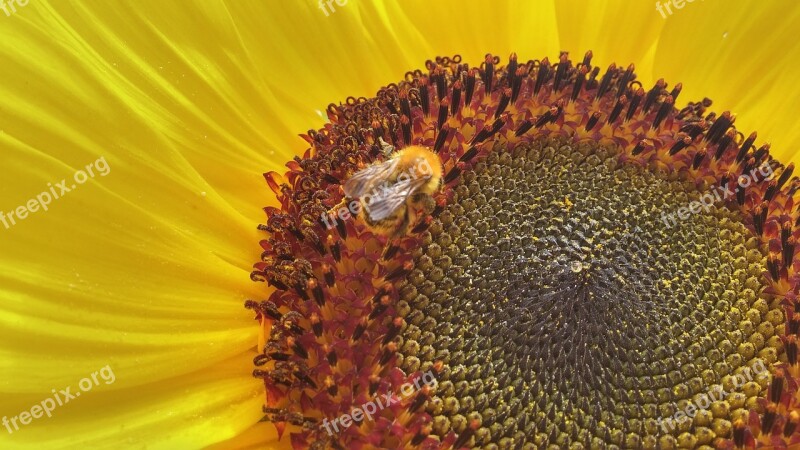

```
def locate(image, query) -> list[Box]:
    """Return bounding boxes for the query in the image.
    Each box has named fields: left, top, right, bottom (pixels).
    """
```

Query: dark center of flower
left=397, top=139, right=782, bottom=449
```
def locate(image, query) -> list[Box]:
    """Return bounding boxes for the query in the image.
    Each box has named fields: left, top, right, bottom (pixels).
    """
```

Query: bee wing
left=342, top=158, right=400, bottom=199
left=366, top=175, right=431, bottom=221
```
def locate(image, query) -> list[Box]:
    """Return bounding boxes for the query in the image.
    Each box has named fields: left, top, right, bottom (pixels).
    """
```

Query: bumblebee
left=342, top=143, right=443, bottom=238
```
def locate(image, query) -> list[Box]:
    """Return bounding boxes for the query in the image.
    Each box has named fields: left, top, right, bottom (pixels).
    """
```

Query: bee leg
left=391, top=207, right=412, bottom=240
left=324, top=198, right=350, bottom=239
left=408, top=194, right=436, bottom=234
left=413, top=192, right=437, bottom=214
left=326, top=198, right=348, bottom=217
left=381, top=239, right=402, bottom=260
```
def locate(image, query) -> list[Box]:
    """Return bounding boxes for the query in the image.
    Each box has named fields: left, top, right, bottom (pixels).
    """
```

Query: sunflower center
left=397, top=138, right=781, bottom=448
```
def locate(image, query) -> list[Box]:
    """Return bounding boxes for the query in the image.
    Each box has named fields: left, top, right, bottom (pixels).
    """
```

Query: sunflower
left=1, top=1, right=800, bottom=449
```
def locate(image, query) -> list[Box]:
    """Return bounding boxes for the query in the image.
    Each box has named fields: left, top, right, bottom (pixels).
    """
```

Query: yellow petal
left=206, top=421, right=288, bottom=450
left=553, top=0, right=667, bottom=77
left=653, top=0, right=800, bottom=160
left=0, top=1, right=289, bottom=447
left=0, top=353, right=271, bottom=449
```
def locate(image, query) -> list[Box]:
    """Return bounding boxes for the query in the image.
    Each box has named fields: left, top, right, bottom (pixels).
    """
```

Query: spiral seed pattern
left=397, top=140, right=782, bottom=449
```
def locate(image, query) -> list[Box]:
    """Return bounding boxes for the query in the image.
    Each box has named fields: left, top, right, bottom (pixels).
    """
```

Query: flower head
left=251, top=52, right=800, bottom=448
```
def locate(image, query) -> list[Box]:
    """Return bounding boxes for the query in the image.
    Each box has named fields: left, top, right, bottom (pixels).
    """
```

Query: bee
left=342, top=141, right=443, bottom=239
